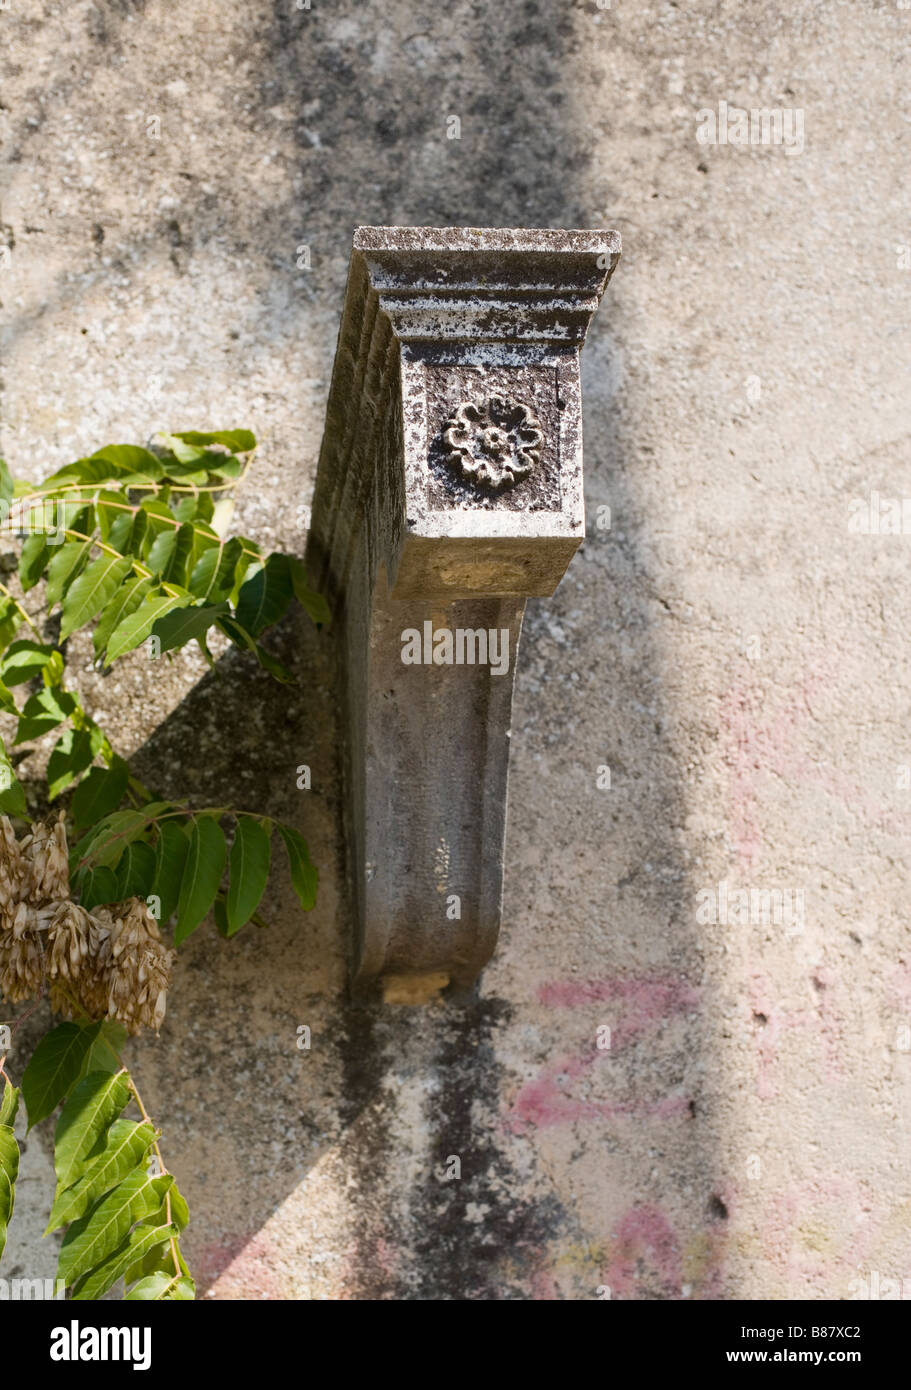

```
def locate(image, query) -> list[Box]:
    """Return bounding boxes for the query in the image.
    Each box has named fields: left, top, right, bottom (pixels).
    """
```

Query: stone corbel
left=306, top=227, right=620, bottom=1000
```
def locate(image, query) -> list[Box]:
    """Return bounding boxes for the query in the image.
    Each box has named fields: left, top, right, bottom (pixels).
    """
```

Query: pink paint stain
left=506, top=975, right=700, bottom=1133
left=530, top=1266, right=559, bottom=1301
left=600, top=1203, right=728, bottom=1300
left=197, top=1233, right=284, bottom=1300
left=603, top=1204, right=682, bottom=1299
left=759, top=1174, right=881, bottom=1291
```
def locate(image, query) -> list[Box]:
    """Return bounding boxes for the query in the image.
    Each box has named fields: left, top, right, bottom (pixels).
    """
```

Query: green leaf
left=57, top=500, right=94, bottom=537
left=138, top=1183, right=189, bottom=1238
left=91, top=445, right=165, bottom=483
left=173, top=429, right=256, bottom=454
left=0, top=1081, right=20, bottom=1128
left=46, top=1120, right=156, bottom=1234
left=198, top=451, right=243, bottom=480
left=152, top=820, right=189, bottom=924
left=74, top=1222, right=176, bottom=1300
left=0, top=1129, right=18, bottom=1198
left=95, top=490, right=130, bottom=541
left=86, top=720, right=107, bottom=761
left=162, top=464, right=209, bottom=486
left=0, top=679, right=16, bottom=717
left=105, top=591, right=192, bottom=665
left=108, top=505, right=149, bottom=556
left=174, top=492, right=214, bottom=525
left=145, top=526, right=176, bottom=576
left=151, top=600, right=229, bottom=655
left=57, top=1166, right=173, bottom=1286
left=152, top=433, right=206, bottom=465
left=249, top=641, right=295, bottom=685
left=77, top=864, right=119, bottom=911
left=18, top=533, right=50, bottom=591
left=42, top=456, right=133, bottom=488
left=21, top=1022, right=102, bottom=1129
left=73, top=802, right=174, bottom=873
left=188, top=536, right=242, bottom=602
left=0, top=786, right=26, bottom=817
left=0, top=597, right=23, bottom=652
left=54, top=1070, right=131, bottom=1189
left=93, top=575, right=153, bottom=659
left=289, top=555, right=332, bottom=626
left=0, top=1124, right=19, bottom=1259
left=235, top=552, right=294, bottom=637
left=46, top=539, right=91, bottom=608
left=124, top=1244, right=172, bottom=1287
left=174, top=815, right=226, bottom=946
left=278, top=824, right=317, bottom=912
left=126, top=1270, right=195, bottom=1300
left=42, top=649, right=65, bottom=688
left=226, top=816, right=271, bottom=936
left=1, top=639, right=56, bottom=686
left=165, top=1184, right=189, bottom=1232
left=76, top=1021, right=127, bottom=1081
left=165, top=522, right=194, bottom=585
left=167, top=1275, right=197, bottom=1300
left=171, top=496, right=196, bottom=524
left=218, top=616, right=295, bottom=684
left=138, top=495, right=175, bottom=541
left=0, top=457, right=13, bottom=509
left=123, top=1195, right=189, bottom=1285
left=72, top=756, right=130, bottom=831
left=60, top=553, right=132, bottom=641
left=187, top=524, right=221, bottom=577
left=233, top=552, right=263, bottom=595
left=115, top=839, right=156, bottom=900
left=0, top=743, right=26, bottom=816
left=14, top=685, right=76, bottom=743
left=47, top=728, right=95, bottom=799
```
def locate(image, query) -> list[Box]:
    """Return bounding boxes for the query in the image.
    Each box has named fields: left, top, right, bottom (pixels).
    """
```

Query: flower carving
left=442, top=394, right=543, bottom=491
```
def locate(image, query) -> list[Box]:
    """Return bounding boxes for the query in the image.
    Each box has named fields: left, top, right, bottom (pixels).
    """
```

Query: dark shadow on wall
left=7, top=0, right=726, bottom=1299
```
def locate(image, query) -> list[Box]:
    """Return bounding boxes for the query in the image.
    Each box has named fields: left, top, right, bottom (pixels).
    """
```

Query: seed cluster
left=0, top=814, right=175, bottom=1034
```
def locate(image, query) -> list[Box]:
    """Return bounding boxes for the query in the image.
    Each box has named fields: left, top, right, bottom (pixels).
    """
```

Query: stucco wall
left=1, top=0, right=909, bottom=1299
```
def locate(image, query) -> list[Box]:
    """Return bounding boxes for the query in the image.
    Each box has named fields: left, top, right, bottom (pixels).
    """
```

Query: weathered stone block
left=307, top=226, right=620, bottom=995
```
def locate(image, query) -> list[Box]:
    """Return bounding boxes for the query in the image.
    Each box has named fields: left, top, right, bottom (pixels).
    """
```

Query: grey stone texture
left=1, top=0, right=909, bottom=1300
left=308, top=227, right=617, bottom=994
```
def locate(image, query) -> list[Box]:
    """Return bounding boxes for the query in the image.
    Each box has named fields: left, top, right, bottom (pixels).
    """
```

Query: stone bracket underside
left=306, top=226, right=620, bottom=999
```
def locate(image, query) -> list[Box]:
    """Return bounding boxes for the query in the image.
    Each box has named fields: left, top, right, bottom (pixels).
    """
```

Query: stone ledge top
left=353, top=225, right=622, bottom=257
left=347, top=226, right=621, bottom=341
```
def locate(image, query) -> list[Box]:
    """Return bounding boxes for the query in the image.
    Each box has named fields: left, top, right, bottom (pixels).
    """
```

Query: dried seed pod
left=0, top=817, right=173, bottom=1037
left=0, top=816, right=29, bottom=909
left=46, top=900, right=108, bottom=982
left=21, top=812, right=70, bottom=905
left=0, top=900, right=44, bottom=1003
left=102, top=899, right=174, bottom=1035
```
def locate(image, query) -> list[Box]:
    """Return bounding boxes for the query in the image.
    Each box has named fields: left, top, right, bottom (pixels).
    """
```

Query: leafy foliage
left=0, top=428, right=327, bottom=1298
left=0, top=1080, right=19, bottom=1260
left=17, top=1021, right=192, bottom=1299
left=67, top=800, right=312, bottom=945
left=0, top=428, right=321, bottom=930
left=0, top=430, right=328, bottom=814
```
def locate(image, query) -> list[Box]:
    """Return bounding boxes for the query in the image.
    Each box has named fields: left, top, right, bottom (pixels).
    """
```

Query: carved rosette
left=442, top=394, right=543, bottom=492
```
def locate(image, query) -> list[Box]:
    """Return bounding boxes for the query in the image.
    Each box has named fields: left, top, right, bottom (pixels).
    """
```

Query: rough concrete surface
left=1, top=0, right=909, bottom=1299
